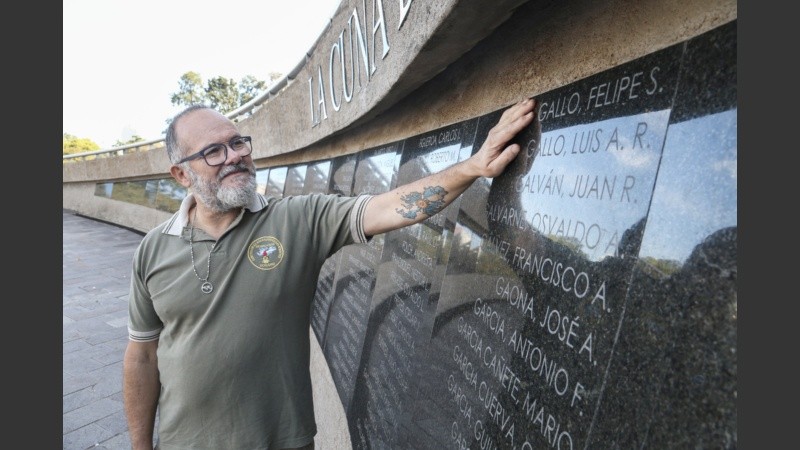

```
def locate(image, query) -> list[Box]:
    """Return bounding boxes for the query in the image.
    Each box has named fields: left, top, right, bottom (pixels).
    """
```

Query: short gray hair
left=165, top=104, right=213, bottom=164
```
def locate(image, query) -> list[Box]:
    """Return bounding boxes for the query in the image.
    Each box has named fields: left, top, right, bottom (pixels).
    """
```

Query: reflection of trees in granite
left=347, top=134, right=477, bottom=449
left=311, top=257, right=340, bottom=345
left=330, top=154, right=358, bottom=196
left=421, top=193, right=651, bottom=447
left=350, top=208, right=465, bottom=447
left=477, top=110, right=652, bottom=416
left=400, top=103, right=736, bottom=448
left=426, top=118, right=735, bottom=447
left=354, top=155, right=395, bottom=194
left=303, top=161, right=331, bottom=195
left=447, top=234, right=478, bottom=275
left=655, top=226, right=736, bottom=447
left=403, top=96, right=680, bottom=447
left=266, top=181, right=285, bottom=198
left=639, top=255, right=682, bottom=276
left=284, top=165, right=307, bottom=196
left=111, top=181, right=154, bottom=207
left=322, top=146, right=397, bottom=425
left=310, top=157, right=353, bottom=347
left=347, top=274, right=431, bottom=447
left=550, top=235, right=584, bottom=256
left=322, top=32, right=736, bottom=444
left=616, top=216, right=646, bottom=259
left=155, top=178, right=187, bottom=212
left=589, top=226, right=736, bottom=449
left=322, top=231, right=389, bottom=420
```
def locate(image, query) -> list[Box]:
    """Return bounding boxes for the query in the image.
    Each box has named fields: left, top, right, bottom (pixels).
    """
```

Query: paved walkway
left=63, top=209, right=147, bottom=449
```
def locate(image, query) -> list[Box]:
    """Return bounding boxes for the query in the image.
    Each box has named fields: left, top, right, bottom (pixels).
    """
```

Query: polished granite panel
left=311, top=154, right=359, bottom=344
left=303, top=20, right=735, bottom=450
left=346, top=119, right=479, bottom=448
left=330, top=153, right=359, bottom=196
left=401, top=24, right=708, bottom=450
left=311, top=251, right=340, bottom=345
left=265, top=166, right=287, bottom=199
left=585, top=21, right=737, bottom=449
left=307, top=159, right=336, bottom=344
left=321, top=143, right=401, bottom=414
left=255, top=168, right=270, bottom=196
left=155, top=178, right=187, bottom=213
left=283, top=163, right=308, bottom=197
left=302, top=160, right=332, bottom=195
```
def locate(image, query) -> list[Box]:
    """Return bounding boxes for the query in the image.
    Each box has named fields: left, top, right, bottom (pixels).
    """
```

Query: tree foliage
left=170, top=71, right=205, bottom=107
left=205, top=76, right=240, bottom=113
left=239, top=75, right=268, bottom=105
left=170, top=71, right=280, bottom=114
left=114, top=135, right=146, bottom=147
left=63, top=133, right=100, bottom=155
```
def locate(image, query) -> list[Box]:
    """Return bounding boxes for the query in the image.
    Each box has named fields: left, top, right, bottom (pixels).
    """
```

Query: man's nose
left=224, top=144, right=243, bottom=164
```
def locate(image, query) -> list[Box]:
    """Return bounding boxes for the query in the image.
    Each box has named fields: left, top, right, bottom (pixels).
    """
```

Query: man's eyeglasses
left=177, top=136, right=253, bottom=166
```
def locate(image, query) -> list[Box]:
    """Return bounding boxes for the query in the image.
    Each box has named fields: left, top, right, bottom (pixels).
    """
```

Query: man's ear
left=170, top=165, right=192, bottom=188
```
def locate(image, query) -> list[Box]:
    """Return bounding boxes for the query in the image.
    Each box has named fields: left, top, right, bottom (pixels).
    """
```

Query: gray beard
left=188, top=163, right=257, bottom=213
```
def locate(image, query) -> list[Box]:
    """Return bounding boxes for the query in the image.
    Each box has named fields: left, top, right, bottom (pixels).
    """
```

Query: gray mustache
left=218, top=164, right=254, bottom=180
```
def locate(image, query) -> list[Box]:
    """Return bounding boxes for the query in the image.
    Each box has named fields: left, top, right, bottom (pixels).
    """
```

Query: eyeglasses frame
left=176, top=135, right=253, bottom=166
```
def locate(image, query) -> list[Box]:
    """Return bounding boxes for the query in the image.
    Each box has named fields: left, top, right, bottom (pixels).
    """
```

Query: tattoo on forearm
left=395, top=186, right=449, bottom=219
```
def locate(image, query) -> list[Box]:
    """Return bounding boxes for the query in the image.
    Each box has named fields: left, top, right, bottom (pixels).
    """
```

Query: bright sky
left=63, top=0, right=342, bottom=149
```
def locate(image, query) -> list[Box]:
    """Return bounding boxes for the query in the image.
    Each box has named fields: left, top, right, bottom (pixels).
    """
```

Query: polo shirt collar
left=160, top=192, right=272, bottom=236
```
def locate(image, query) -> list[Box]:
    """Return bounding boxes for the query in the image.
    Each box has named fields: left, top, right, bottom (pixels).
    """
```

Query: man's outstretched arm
left=362, top=98, right=536, bottom=237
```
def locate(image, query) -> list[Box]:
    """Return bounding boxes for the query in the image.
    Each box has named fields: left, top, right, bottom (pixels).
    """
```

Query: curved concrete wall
left=64, top=0, right=735, bottom=232
left=63, top=0, right=737, bottom=447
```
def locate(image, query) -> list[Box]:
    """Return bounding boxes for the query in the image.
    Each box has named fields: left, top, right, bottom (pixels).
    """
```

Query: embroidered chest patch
left=247, top=236, right=285, bottom=270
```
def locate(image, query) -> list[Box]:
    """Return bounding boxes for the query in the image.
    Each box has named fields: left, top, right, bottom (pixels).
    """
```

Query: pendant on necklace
left=201, top=281, right=214, bottom=294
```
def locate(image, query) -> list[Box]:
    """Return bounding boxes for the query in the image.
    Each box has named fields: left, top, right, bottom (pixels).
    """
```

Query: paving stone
left=64, top=211, right=145, bottom=447
left=63, top=423, right=117, bottom=450
left=63, top=398, right=123, bottom=434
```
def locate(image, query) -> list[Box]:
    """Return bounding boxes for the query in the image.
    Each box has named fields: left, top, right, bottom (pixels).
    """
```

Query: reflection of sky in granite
left=372, top=153, right=395, bottom=182
left=330, top=155, right=357, bottom=195
left=308, top=160, right=331, bottom=180
left=518, top=110, right=670, bottom=261
left=304, top=161, right=332, bottom=194
left=355, top=151, right=396, bottom=194
left=255, top=169, right=269, bottom=195
left=459, top=146, right=472, bottom=163
left=158, top=178, right=187, bottom=200
left=288, top=164, right=307, bottom=181
left=639, top=109, right=737, bottom=263
left=418, top=144, right=462, bottom=173
left=284, top=164, right=308, bottom=195
left=267, top=166, right=288, bottom=196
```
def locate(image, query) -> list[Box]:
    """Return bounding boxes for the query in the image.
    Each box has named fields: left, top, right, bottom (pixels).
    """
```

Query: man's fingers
left=496, top=142, right=522, bottom=165
left=498, top=99, right=535, bottom=131
left=501, top=98, right=536, bottom=124
left=486, top=101, right=535, bottom=151
left=486, top=143, right=522, bottom=176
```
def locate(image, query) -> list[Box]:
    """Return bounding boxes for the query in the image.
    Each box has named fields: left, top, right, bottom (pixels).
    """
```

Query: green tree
left=205, top=76, right=240, bottom=113
left=170, top=71, right=278, bottom=113
left=239, top=75, right=268, bottom=105
left=114, top=135, right=146, bottom=147
left=170, top=71, right=205, bottom=107
left=63, top=133, right=100, bottom=156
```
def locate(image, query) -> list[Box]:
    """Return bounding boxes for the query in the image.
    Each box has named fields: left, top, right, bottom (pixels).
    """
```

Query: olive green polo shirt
left=128, top=192, right=371, bottom=449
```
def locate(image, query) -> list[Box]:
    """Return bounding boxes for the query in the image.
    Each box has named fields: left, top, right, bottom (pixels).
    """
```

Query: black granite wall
left=298, top=20, right=736, bottom=449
